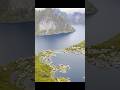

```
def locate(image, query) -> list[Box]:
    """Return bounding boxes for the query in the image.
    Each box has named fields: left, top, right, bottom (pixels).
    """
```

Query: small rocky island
left=35, top=8, right=75, bottom=36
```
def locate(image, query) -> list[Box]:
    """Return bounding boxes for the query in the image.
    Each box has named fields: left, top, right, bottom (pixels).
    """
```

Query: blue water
left=0, top=22, right=34, bottom=64
left=52, top=53, right=85, bottom=82
left=35, top=25, right=85, bottom=53
left=35, top=24, right=85, bottom=82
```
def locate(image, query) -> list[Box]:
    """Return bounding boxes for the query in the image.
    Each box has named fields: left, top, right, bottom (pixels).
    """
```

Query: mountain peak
left=35, top=8, right=75, bottom=36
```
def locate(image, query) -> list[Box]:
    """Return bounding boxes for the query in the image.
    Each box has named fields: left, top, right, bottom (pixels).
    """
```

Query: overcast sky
left=35, top=8, right=85, bottom=14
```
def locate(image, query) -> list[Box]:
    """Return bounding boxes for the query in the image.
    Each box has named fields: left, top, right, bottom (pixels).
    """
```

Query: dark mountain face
left=86, top=0, right=97, bottom=15
left=93, top=34, right=120, bottom=49
left=0, top=0, right=34, bottom=22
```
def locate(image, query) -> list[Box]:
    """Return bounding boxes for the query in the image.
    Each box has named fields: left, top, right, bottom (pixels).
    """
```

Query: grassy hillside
left=0, top=65, right=22, bottom=90
left=0, top=57, right=34, bottom=90
left=0, top=67, right=21, bottom=90
left=64, top=40, right=85, bottom=54
left=92, top=34, right=120, bottom=49
left=87, top=34, right=120, bottom=69
left=35, top=50, right=70, bottom=82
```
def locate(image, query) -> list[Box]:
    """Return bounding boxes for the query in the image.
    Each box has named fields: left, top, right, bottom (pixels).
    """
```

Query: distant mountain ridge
left=0, top=0, right=34, bottom=22
left=69, top=12, right=85, bottom=25
left=35, top=8, right=75, bottom=36
left=52, top=9, right=85, bottom=25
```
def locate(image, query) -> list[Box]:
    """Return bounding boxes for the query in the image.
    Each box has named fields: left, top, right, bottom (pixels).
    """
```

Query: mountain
left=92, top=34, right=120, bottom=49
left=0, top=0, right=34, bottom=22
left=86, top=0, right=97, bottom=15
left=46, top=9, right=85, bottom=25
left=53, top=10, right=85, bottom=25
left=69, top=12, right=85, bottom=25
left=35, top=8, right=75, bottom=36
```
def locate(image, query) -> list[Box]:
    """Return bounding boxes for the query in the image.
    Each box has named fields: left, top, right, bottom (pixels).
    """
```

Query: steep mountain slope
left=0, top=0, right=34, bottom=22
left=93, top=34, right=120, bottom=49
left=86, top=0, right=97, bottom=15
left=35, top=8, right=75, bottom=36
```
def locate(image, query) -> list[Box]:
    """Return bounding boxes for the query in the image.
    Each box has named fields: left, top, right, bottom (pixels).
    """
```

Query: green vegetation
left=0, top=41, right=85, bottom=86
left=87, top=34, right=120, bottom=69
left=92, top=34, right=120, bottom=49
left=0, top=66, right=21, bottom=90
left=35, top=41, right=86, bottom=82
left=0, top=57, right=34, bottom=90
left=64, top=40, right=85, bottom=54
left=35, top=50, right=70, bottom=82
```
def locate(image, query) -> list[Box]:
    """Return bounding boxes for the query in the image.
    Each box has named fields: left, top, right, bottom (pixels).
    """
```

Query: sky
left=35, top=8, right=85, bottom=14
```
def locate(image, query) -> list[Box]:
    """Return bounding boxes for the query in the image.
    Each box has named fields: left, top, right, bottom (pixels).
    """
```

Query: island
left=35, top=41, right=85, bottom=82
left=0, top=40, right=85, bottom=87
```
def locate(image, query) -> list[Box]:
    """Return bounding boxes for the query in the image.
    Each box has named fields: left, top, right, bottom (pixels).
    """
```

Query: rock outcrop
left=35, top=8, right=75, bottom=36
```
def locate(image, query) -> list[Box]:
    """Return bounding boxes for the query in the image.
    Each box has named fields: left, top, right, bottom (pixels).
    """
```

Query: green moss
left=35, top=50, right=70, bottom=82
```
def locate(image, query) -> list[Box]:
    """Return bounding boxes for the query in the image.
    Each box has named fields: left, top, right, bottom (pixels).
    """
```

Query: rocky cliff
left=35, top=8, right=75, bottom=36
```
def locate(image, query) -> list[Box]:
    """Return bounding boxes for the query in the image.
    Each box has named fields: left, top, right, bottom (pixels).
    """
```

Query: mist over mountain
left=35, top=8, right=75, bottom=36
left=52, top=9, right=85, bottom=25
left=68, top=12, right=85, bottom=25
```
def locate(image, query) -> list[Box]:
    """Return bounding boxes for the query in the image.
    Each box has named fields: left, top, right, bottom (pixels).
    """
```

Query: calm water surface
left=35, top=25, right=85, bottom=53
left=0, top=22, right=34, bottom=64
left=35, top=24, right=85, bottom=82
